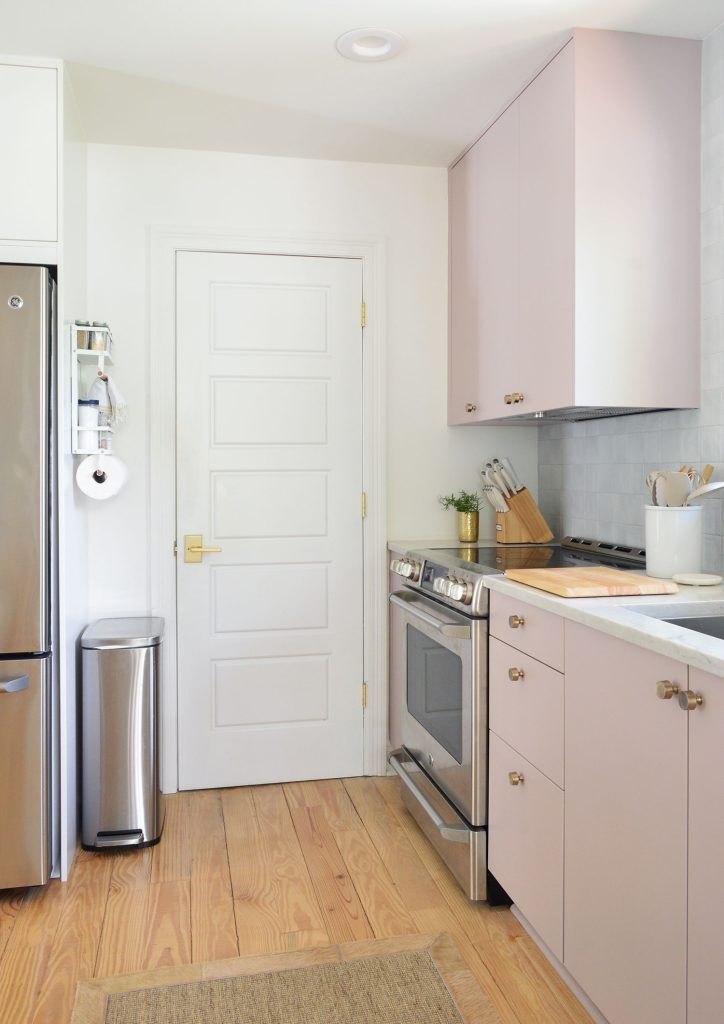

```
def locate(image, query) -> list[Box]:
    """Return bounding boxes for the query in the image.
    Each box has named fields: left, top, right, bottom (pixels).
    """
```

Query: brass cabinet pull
left=465, top=403, right=477, bottom=413
left=508, top=771, right=524, bottom=786
left=656, top=680, right=680, bottom=700
left=508, top=615, right=525, bottom=629
left=508, top=667, right=525, bottom=681
left=679, top=690, right=704, bottom=711
left=504, top=393, right=525, bottom=405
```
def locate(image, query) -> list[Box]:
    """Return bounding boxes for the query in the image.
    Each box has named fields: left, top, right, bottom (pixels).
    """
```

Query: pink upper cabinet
left=448, top=29, right=701, bottom=424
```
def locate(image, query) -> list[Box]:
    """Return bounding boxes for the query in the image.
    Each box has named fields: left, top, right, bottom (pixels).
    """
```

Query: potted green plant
left=439, top=490, right=482, bottom=542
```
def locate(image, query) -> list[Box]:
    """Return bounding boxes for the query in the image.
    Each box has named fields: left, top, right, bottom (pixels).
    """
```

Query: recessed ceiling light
left=335, top=28, right=405, bottom=62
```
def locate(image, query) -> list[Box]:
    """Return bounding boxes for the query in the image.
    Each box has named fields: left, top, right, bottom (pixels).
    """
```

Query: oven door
left=389, top=589, right=486, bottom=826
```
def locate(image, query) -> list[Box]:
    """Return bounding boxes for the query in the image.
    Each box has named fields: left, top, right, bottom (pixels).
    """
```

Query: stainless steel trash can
left=81, top=617, right=165, bottom=850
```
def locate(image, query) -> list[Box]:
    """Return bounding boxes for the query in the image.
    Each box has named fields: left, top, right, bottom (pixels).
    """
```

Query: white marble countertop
left=485, top=575, right=724, bottom=678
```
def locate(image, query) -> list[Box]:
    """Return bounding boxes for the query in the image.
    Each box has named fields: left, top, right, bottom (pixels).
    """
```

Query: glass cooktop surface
left=427, top=545, right=641, bottom=573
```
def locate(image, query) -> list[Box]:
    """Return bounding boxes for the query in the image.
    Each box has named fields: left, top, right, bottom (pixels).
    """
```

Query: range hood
left=482, top=406, right=677, bottom=425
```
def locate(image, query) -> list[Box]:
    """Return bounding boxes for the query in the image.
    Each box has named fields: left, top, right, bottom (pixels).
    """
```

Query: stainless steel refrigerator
left=0, top=264, right=54, bottom=888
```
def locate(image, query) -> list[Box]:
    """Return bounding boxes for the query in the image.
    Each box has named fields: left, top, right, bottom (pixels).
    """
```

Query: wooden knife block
left=495, top=488, right=554, bottom=544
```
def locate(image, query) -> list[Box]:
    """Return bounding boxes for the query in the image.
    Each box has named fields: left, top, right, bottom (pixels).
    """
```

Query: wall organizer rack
left=70, top=321, right=114, bottom=456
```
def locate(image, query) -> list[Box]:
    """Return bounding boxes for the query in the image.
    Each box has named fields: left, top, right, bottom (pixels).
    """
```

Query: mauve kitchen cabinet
left=687, top=666, right=724, bottom=1024
left=448, top=28, right=701, bottom=425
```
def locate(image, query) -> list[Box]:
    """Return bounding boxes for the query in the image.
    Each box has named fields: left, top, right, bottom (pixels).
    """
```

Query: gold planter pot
left=457, top=511, right=479, bottom=543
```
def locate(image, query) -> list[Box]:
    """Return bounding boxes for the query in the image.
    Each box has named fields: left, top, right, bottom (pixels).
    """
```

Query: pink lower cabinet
left=687, top=667, right=724, bottom=1024
left=564, top=623, right=688, bottom=1024
left=488, top=731, right=563, bottom=959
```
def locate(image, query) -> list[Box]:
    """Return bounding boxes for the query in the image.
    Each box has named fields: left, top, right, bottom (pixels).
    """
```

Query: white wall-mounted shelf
left=70, top=322, right=115, bottom=456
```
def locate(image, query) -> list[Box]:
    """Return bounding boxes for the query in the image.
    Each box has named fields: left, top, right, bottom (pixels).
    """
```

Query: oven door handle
left=388, top=752, right=469, bottom=844
left=389, top=593, right=471, bottom=640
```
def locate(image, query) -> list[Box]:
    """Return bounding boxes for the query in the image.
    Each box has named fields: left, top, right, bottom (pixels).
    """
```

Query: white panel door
left=176, top=252, right=364, bottom=789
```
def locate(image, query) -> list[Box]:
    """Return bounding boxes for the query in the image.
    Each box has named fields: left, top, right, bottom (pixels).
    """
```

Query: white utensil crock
left=645, top=504, right=702, bottom=579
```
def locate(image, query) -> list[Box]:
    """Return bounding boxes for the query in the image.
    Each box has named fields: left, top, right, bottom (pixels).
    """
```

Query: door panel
left=0, top=265, right=50, bottom=654
left=0, top=657, right=49, bottom=887
left=564, top=623, right=687, bottom=1024
left=176, top=252, right=364, bottom=789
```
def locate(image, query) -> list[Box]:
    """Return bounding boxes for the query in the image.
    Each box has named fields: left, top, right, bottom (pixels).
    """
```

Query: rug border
left=71, top=932, right=500, bottom=1024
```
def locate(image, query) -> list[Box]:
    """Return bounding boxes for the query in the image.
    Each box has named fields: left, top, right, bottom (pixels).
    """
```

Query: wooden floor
left=0, top=777, right=594, bottom=1024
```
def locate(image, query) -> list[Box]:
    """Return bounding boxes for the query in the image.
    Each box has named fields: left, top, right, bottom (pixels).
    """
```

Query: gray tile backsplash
left=538, top=24, right=724, bottom=571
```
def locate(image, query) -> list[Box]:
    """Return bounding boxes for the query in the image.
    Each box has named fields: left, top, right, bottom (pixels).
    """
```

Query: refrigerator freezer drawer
left=0, top=657, right=49, bottom=887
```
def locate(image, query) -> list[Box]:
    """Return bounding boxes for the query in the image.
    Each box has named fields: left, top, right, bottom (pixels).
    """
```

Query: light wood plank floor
left=0, top=778, right=594, bottom=1024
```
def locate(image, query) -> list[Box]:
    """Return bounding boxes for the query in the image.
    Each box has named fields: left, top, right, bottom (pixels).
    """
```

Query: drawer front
left=488, top=731, right=563, bottom=959
left=490, top=591, right=564, bottom=671
left=489, top=637, right=564, bottom=787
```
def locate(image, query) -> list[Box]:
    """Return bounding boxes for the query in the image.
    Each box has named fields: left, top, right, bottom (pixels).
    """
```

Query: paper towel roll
left=76, top=455, right=128, bottom=500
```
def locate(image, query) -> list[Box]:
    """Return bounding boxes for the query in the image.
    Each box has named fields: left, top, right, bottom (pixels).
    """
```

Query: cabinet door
left=448, top=101, right=519, bottom=424
left=477, top=101, right=519, bottom=420
left=517, top=43, right=574, bottom=414
left=565, top=623, right=687, bottom=1024
left=687, top=667, right=724, bottom=1024
left=489, top=731, right=563, bottom=958
left=0, top=64, right=58, bottom=242
left=448, top=143, right=482, bottom=424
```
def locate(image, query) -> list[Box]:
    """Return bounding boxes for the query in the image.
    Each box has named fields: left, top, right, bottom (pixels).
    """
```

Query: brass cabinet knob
left=513, top=392, right=525, bottom=404
left=656, top=680, right=680, bottom=700
left=465, top=403, right=477, bottom=413
left=679, top=690, right=704, bottom=711
left=508, top=771, right=524, bottom=786
left=508, top=614, right=525, bottom=629
left=504, top=393, right=513, bottom=405
left=508, top=667, right=525, bottom=681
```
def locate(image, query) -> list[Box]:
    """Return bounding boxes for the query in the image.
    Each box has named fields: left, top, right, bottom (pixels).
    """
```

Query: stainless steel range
left=388, top=536, right=645, bottom=901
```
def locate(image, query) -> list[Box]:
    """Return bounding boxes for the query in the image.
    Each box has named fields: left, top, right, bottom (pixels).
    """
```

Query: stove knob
left=390, top=559, right=420, bottom=581
left=448, top=582, right=466, bottom=602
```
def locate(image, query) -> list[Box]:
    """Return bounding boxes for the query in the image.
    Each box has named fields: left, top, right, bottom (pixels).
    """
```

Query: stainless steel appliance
left=81, top=618, right=165, bottom=850
left=389, top=536, right=646, bottom=901
left=0, top=265, right=55, bottom=889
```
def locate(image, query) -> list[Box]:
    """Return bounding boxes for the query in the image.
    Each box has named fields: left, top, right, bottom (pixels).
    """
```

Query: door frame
left=149, top=226, right=388, bottom=793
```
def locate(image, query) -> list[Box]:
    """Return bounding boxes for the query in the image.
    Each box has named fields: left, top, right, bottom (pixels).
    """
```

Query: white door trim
left=148, top=226, right=388, bottom=793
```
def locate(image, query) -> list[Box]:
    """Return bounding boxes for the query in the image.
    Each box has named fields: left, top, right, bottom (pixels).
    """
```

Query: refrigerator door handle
left=0, top=675, right=29, bottom=694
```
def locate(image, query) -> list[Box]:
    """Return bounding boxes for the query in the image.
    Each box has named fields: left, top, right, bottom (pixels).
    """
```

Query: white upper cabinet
left=448, top=29, right=701, bottom=424
left=0, top=63, right=58, bottom=243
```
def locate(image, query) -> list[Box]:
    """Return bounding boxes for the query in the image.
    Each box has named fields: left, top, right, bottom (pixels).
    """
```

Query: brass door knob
left=465, top=403, right=477, bottom=413
left=656, top=680, right=680, bottom=700
left=508, top=667, right=525, bottom=681
left=508, top=771, right=524, bottom=786
left=508, top=615, right=525, bottom=629
left=679, top=690, right=704, bottom=711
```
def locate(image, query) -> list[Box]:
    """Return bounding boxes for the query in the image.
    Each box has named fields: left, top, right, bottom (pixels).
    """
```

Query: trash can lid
left=81, top=617, right=165, bottom=650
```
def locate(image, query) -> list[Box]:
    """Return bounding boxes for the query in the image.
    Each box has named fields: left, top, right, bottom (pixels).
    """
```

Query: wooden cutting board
left=504, top=566, right=679, bottom=598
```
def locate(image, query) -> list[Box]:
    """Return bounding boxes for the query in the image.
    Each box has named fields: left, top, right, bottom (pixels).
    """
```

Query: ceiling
left=5, top=0, right=724, bottom=165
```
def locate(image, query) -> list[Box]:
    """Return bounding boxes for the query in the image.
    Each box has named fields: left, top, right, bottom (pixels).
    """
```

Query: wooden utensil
left=504, top=566, right=679, bottom=598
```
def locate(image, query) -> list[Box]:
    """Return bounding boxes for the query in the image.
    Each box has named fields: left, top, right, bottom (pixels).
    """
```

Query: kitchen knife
left=494, top=458, right=517, bottom=496
left=500, top=457, right=523, bottom=492
left=487, top=461, right=511, bottom=498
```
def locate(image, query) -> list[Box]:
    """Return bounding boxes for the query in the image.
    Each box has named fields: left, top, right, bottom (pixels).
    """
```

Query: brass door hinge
left=173, top=540, right=178, bottom=557
left=361, top=492, right=367, bottom=518
left=361, top=302, right=366, bottom=328
left=362, top=682, right=368, bottom=709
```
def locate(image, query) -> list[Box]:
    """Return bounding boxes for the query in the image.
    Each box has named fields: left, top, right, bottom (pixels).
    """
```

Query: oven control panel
left=390, top=557, right=421, bottom=582
left=390, top=553, right=489, bottom=616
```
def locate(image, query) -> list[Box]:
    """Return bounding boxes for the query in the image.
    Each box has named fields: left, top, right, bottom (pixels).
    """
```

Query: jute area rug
left=71, top=933, right=502, bottom=1024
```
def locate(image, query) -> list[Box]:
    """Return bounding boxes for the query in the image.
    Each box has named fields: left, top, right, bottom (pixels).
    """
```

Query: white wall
left=83, top=143, right=538, bottom=615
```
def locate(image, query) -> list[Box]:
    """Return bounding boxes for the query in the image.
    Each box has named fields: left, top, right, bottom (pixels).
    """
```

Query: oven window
left=406, top=624, right=463, bottom=763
